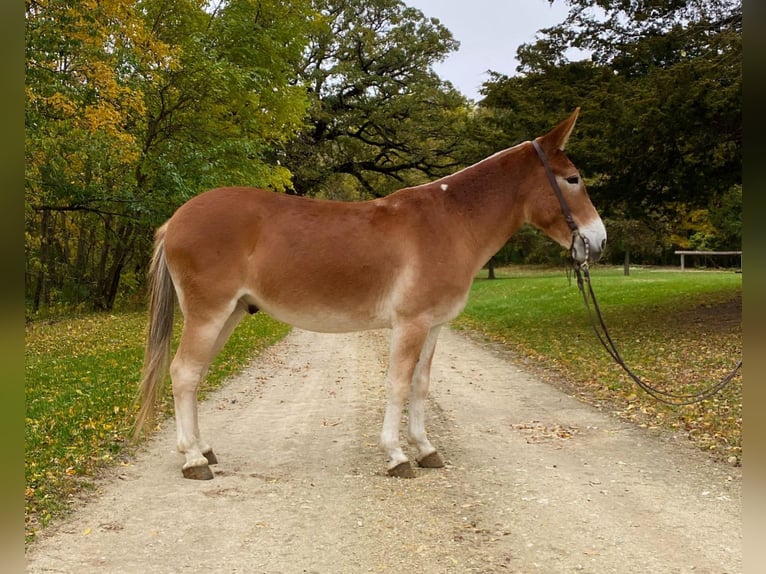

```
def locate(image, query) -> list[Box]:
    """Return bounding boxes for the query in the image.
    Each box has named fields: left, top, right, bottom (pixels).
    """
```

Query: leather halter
left=531, top=139, right=589, bottom=262
left=531, top=138, right=741, bottom=404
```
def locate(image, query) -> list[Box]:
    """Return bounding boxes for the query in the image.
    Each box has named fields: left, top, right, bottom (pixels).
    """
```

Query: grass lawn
left=453, top=265, right=742, bottom=465
left=25, top=310, right=289, bottom=543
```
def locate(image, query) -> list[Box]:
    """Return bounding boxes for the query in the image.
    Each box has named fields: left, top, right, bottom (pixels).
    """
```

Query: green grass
left=454, top=266, right=742, bottom=463
left=25, top=310, right=289, bottom=542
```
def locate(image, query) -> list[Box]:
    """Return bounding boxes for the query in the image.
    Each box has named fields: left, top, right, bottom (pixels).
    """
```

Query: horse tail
left=133, top=223, right=175, bottom=440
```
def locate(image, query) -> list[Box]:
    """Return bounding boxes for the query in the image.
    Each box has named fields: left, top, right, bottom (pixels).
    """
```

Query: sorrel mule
left=136, top=108, right=607, bottom=480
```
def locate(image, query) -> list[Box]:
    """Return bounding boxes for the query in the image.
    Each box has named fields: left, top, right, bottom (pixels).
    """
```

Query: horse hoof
left=387, top=461, right=416, bottom=479
left=203, top=450, right=218, bottom=465
left=417, top=451, right=445, bottom=468
left=182, top=464, right=214, bottom=480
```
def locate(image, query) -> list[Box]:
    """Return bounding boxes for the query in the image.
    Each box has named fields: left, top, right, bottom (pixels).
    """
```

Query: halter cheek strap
left=531, top=139, right=589, bottom=263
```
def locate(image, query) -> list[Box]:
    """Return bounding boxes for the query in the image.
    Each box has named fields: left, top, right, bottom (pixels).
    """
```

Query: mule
left=135, top=108, right=607, bottom=480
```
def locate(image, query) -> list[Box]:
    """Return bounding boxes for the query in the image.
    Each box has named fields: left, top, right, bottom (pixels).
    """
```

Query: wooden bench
left=674, top=250, right=742, bottom=271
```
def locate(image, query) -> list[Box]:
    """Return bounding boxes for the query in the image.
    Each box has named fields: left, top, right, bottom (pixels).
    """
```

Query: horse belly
left=246, top=260, right=396, bottom=333
left=262, top=271, right=470, bottom=335
left=256, top=299, right=391, bottom=333
left=251, top=281, right=393, bottom=333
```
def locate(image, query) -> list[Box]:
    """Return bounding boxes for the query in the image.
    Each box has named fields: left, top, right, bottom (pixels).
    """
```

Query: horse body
left=164, top=185, right=476, bottom=334
left=137, top=109, right=607, bottom=479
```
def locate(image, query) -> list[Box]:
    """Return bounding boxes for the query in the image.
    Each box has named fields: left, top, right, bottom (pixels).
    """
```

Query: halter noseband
left=531, top=139, right=590, bottom=264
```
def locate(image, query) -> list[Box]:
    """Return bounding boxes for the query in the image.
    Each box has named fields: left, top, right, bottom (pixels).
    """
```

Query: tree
left=26, top=0, right=160, bottom=309
left=25, top=0, right=312, bottom=311
left=707, top=184, right=742, bottom=250
left=283, top=0, right=469, bottom=198
left=532, top=0, right=742, bottom=212
left=540, top=0, right=741, bottom=68
left=476, top=0, right=741, bottom=264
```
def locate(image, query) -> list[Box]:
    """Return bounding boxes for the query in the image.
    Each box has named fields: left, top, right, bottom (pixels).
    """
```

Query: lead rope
left=574, top=259, right=742, bottom=405
left=531, top=139, right=742, bottom=405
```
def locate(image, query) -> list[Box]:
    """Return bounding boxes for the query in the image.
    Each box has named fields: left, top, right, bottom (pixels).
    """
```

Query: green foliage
left=136, top=0, right=311, bottom=197
left=26, top=0, right=155, bottom=310
left=25, top=0, right=313, bottom=312
left=478, top=0, right=741, bottom=264
left=602, top=204, right=672, bottom=265
left=708, top=184, right=742, bottom=249
left=454, top=266, right=742, bottom=464
left=25, top=310, right=289, bottom=542
left=284, top=0, right=470, bottom=197
left=542, top=0, right=740, bottom=68
left=490, top=224, right=568, bottom=266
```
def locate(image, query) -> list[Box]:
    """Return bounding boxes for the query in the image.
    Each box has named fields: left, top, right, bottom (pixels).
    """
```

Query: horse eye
left=565, top=175, right=580, bottom=185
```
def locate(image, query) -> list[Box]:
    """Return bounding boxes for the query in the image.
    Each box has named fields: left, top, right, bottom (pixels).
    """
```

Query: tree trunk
left=32, top=210, right=51, bottom=311
left=95, top=221, right=135, bottom=310
left=487, top=257, right=496, bottom=280
left=103, top=255, right=127, bottom=310
left=624, top=247, right=630, bottom=276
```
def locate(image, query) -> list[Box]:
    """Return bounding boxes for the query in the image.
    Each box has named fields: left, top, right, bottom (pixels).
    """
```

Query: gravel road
left=26, top=328, right=741, bottom=573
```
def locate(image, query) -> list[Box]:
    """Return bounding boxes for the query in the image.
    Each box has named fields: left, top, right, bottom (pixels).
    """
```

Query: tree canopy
left=284, top=0, right=467, bottom=198
left=24, top=0, right=742, bottom=312
left=478, top=0, right=741, bottom=265
left=26, top=0, right=313, bottom=310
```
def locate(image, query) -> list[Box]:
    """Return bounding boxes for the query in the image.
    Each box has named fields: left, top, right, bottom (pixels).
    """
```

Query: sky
left=404, top=0, right=571, bottom=101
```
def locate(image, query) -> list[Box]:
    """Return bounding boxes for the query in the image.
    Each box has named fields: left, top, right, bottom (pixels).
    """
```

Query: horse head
left=526, top=108, right=607, bottom=263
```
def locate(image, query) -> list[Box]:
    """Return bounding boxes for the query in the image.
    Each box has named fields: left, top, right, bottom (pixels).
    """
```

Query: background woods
left=26, top=0, right=313, bottom=311
left=283, top=0, right=467, bottom=198
left=25, top=0, right=742, bottom=313
left=480, top=0, right=741, bottom=267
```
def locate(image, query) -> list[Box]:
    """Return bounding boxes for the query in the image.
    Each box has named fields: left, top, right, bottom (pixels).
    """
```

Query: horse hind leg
left=196, top=304, right=250, bottom=468
left=171, top=305, right=246, bottom=480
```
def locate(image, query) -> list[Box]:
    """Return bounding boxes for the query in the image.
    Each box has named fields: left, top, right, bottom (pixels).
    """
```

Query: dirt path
left=26, top=328, right=741, bottom=573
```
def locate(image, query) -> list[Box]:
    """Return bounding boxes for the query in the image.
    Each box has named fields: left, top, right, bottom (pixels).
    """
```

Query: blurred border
left=742, top=1, right=765, bottom=572
left=5, top=0, right=25, bottom=570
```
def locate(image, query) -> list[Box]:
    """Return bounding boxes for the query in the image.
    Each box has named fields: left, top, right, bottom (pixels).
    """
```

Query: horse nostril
left=601, top=238, right=606, bottom=251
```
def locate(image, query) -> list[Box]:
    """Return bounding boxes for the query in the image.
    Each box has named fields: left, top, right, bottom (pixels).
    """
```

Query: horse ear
left=539, top=107, right=580, bottom=152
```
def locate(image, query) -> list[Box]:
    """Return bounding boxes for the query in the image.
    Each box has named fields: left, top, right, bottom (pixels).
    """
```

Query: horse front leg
left=408, top=325, right=445, bottom=469
left=380, top=321, right=429, bottom=478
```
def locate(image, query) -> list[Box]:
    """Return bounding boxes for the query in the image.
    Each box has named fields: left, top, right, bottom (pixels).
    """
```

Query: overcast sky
left=404, top=0, right=570, bottom=101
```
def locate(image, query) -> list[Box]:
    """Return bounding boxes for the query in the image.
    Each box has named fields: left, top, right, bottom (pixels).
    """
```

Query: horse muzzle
left=571, top=219, right=607, bottom=263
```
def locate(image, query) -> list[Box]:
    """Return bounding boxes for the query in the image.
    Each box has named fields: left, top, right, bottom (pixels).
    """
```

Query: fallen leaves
left=456, top=268, right=742, bottom=467
left=24, top=310, right=289, bottom=543
left=511, top=421, right=580, bottom=443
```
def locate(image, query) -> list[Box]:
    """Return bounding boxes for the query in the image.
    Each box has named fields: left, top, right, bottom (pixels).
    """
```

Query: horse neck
left=440, top=147, right=529, bottom=265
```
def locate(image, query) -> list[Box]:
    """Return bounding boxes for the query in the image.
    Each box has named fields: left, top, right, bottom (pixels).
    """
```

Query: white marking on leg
left=408, top=326, right=441, bottom=460
left=170, top=320, right=226, bottom=471
left=381, top=401, right=409, bottom=469
left=380, top=323, right=429, bottom=470
left=171, top=358, right=208, bottom=470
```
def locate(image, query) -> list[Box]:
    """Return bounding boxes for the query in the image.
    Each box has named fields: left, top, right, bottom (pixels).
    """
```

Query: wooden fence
left=674, top=250, right=742, bottom=271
